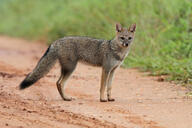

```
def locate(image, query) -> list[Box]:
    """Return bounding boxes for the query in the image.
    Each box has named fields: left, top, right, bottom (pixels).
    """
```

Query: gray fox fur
left=20, top=23, right=136, bottom=102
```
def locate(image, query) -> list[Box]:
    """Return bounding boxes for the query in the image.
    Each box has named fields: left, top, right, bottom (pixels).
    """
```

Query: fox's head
left=115, top=23, right=136, bottom=48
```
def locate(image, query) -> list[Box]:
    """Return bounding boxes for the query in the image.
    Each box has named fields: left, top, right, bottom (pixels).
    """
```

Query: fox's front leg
left=107, top=68, right=116, bottom=101
left=100, top=68, right=110, bottom=102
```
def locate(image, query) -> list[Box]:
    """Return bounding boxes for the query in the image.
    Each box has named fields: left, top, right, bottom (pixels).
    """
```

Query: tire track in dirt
left=0, top=90, right=123, bottom=128
left=105, top=108, right=165, bottom=128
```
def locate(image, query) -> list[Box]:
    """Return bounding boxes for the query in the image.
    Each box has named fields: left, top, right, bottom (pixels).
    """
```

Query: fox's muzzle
left=123, top=42, right=129, bottom=47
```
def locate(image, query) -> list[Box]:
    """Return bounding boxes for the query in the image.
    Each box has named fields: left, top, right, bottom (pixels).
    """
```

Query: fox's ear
left=116, top=23, right=123, bottom=32
left=128, top=23, right=136, bottom=32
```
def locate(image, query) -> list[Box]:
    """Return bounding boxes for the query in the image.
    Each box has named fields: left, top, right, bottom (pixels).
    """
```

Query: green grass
left=0, top=0, right=192, bottom=86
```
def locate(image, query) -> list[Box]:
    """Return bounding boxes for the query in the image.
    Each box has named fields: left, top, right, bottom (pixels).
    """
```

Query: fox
left=20, top=23, right=136, bottom=102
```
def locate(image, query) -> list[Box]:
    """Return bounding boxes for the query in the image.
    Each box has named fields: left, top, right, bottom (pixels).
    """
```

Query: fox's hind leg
left=57, top=72, right=72, bottom=101
left=57, top=59, right=77, bottom=101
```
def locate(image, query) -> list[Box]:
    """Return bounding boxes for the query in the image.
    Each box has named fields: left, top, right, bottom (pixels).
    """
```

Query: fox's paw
left=108, top=98, right=115, bottom=102
left=100, top=99, right=107, bottom=102
left=63, top=96, right=73, bottom=101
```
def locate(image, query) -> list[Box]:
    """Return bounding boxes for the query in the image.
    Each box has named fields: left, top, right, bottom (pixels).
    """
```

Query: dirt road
left=0, top=36, right=192, bottom=128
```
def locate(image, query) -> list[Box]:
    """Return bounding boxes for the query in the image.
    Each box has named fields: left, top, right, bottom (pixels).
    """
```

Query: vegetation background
left=0, top=0, right=192, bottom=86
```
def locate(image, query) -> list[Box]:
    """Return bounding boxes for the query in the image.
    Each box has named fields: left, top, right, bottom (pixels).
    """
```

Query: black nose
left=125, top=43, right=128, bottom=46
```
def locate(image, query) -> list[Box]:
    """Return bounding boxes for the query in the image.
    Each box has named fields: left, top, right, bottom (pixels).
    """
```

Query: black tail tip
left=19, top=80, right=33, bottom=90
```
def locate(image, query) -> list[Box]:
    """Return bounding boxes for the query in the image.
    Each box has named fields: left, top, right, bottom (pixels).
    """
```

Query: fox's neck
left=110, top=39, right=130, bottom=60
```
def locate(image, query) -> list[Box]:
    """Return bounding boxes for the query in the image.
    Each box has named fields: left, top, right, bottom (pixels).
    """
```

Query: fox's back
left=54, top=36, right=108, bottom=66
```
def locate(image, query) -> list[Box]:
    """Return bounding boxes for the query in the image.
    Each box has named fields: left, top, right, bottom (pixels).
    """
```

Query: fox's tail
left=20, top=45, right=57, bottom=89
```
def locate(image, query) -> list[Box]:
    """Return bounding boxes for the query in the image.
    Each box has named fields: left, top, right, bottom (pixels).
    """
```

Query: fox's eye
left=128, top=37, right=132, bottom=40
left=120, top=37, right=125, bottom=40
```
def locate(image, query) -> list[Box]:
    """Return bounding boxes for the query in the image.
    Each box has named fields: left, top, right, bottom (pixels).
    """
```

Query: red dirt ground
left=0, top=36, right=192, bottom=128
